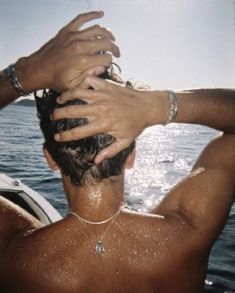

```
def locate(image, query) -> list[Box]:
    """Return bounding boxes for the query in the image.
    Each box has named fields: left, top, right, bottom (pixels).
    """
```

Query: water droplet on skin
left=87, top=184, right=105, bottom=208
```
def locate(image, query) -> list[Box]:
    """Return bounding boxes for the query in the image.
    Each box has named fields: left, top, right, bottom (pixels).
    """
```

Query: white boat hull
left=0, top=173, right=62, bottom=224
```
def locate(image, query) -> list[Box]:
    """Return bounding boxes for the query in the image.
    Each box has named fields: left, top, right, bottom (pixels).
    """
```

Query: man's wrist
left=0, top=56, right=48, bottom=109
left=5, top=64, right=28, bottom=96
left=146, top=90, right=170, bottom=126
left=14, top=56, right=47, bottom=93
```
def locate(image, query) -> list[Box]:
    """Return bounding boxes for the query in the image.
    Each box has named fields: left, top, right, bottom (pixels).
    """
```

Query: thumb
left=79, top=66, right=106, bottom=89
left=95, top=139, right=130, bottom=164
left=82, top=76, right=107, bottom=91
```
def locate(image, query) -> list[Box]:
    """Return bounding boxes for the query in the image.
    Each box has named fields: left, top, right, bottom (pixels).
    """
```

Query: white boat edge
left=0, top=173, right=62, bottom=224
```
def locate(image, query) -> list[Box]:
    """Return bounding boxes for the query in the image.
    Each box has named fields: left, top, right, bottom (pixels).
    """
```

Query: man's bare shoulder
left=150, top=166, right=234, bottom=254
left=119, top=208, right=204, bottom=267
left=0, top=195, right=43, bottom=242
left=114, top=209, right=207, bottom=292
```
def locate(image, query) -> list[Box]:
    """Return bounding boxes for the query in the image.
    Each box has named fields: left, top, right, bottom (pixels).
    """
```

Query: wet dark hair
left=35, top=69, right=135, bottom=186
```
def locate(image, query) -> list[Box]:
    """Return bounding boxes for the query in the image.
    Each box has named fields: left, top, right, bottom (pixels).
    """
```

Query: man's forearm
left=0, top=70, right=17, bottom=108
left=0, top=57, right=40, bottom=109
left=0, top=69, right=21, bottom=109
left=149, top=89, right=235, bottom=133
left=50, top=78, right=235, bottom=162
left=0, top=11, right=119, bottom=110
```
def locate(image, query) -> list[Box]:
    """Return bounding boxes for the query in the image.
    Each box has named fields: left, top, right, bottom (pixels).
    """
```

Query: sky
left=0, top=0, right=234, bottom=90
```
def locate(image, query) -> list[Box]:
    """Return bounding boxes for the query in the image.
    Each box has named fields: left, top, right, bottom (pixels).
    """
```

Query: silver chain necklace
left=68, top=206, right=123, bottom=255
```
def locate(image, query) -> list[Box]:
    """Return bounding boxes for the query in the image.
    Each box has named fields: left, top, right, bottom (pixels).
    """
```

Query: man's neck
left=62, top=175, right=125, bottom=222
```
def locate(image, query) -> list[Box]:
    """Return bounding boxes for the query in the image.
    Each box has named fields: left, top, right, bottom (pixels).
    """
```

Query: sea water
left=0, top=104, right=234, bottom=292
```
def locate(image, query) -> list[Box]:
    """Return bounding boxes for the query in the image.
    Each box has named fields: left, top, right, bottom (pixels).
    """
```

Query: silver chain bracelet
left=164, top=91, right=179, bottom=125
left=5, top=64, right=27, bottom=96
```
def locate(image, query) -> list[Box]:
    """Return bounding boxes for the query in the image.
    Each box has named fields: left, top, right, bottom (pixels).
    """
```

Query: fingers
left=56, top=88, right=92, bottom=106
left=60, top=76, right=108, bottom=97
left=78, top=25, right=115, bottom=41
left=56, top=86, right=99, bottom=105
left=55, top=76, right=108, bottom=106
left=66, top=27, right=114, bottom=44
left=81, top=76, right=108, bottom=90
left=75, top=53, right=112, bottom=72
left=54, top=123, right=102, bottom=142
left=78, top=66, right=106, bottom=89
left=53, top=103, right=96, bottom=120
left=73, top=38, right=120, bottom=57
left=61, top=12, right=120, bottom=57
left=95, top=140, right=130, bottom=164
left=64, top=11, right=104, bottom=32
left=91, top=38, right=120, bottom=57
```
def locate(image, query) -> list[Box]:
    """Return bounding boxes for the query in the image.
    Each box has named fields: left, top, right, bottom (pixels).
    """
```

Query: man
left=49, top=79, right=234, bottom=292
left=0, top=11, right=234, bottom=293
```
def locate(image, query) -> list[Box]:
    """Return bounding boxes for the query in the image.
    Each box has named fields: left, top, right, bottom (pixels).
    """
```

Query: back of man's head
left=36, top=70, right=135, bottom=186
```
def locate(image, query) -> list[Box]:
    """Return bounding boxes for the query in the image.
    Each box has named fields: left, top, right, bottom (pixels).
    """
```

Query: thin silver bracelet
left=5, top=64, right=27, bottom=96
left=164, top=91, right=179, bottom=125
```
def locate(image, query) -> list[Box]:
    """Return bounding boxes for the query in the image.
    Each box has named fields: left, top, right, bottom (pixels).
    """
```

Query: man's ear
left=43, top=148, right=59, bottom=171
left=125, top=148, right=136, bottom=169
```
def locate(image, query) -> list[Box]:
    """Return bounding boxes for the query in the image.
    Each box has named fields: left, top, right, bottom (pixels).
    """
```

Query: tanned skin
left=1, top=82, right=235, bottom=292
left=0, top=12, right=235, bottom=292
left=0, top=11, right=118, bottom=109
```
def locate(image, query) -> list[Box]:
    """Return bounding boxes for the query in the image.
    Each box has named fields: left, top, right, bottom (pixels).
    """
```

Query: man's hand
left=52, top=77, right=167, bottom=163
left=22, top=11, right=120, bottom=92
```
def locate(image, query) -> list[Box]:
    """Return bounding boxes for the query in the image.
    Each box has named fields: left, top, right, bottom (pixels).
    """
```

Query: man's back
left=1, top=89, right=235, bottom=292
left=0, top=206, right=209, bottom=293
